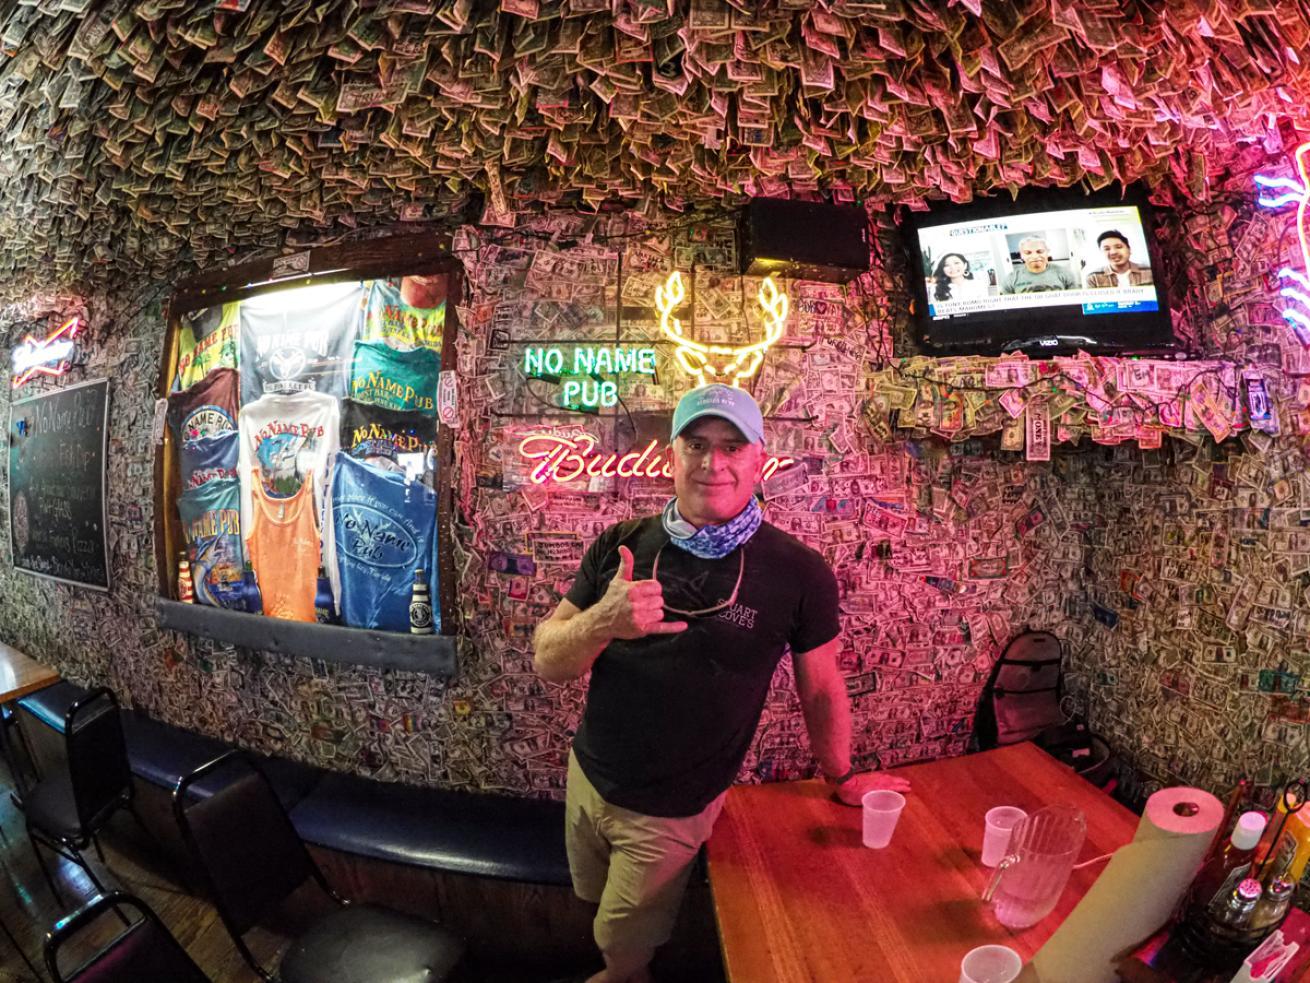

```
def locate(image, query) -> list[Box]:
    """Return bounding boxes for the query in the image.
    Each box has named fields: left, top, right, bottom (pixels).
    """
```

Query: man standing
left=1000, top=236, right=1078, bottom=293
left=533, top=384, right=910, bottom=983
left=1085, top=230, right=1154, bottom=288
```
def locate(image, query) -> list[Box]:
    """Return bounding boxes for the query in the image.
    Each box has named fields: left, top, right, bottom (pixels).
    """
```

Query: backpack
left=974, top=630, right=1114, bottom=788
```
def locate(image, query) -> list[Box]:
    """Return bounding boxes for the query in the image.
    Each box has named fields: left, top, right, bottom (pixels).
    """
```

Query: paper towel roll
left=1028, top=785, right=1224, bottom=983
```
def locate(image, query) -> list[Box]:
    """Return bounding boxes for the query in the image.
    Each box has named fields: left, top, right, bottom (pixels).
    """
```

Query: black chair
left=44, top=890, right=210, bottom=982
left=25, top=687, right=150, bottom=906
left=173, top=751, right=466, bottom=983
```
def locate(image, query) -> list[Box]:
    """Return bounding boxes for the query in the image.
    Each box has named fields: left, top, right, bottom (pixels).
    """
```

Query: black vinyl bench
left=16, top=681, right=570, bottom=887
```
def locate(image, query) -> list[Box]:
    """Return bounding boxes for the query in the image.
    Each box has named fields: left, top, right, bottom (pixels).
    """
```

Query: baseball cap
left=670, top=384, right=764, bottom=445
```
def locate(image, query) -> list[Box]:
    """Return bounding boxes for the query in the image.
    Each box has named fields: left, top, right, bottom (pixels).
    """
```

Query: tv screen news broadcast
left=905, top=186, right=1178, bottom=356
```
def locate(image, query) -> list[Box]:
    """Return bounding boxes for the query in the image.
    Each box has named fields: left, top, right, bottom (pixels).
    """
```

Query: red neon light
left=11, top=316, right=82, bottom=387
left=517, top=432, right=795, bottom=485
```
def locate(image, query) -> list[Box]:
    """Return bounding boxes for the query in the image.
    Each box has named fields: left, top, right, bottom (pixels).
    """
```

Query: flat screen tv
left=903, top=185, right=1179, bottom=357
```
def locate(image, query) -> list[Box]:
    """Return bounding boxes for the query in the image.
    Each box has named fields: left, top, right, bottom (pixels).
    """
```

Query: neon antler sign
left=655, top=271, right=787, bottom=388
left=518, top=432, right=794, bottom=485
left=1256, top=141, right=1310, bottom=345
left=11, top=316, right=82, bottom=387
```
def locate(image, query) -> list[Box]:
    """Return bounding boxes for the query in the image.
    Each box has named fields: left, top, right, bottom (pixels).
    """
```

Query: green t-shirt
left=1002, top=264, right=1077, bottom=293
left=173, top=302, right=240, bottom=392
left=348, top=340, right=439, bottom=416
left=359, top=277, right=445, bottom=351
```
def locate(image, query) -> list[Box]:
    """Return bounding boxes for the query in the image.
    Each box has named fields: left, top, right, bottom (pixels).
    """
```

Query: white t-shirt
left=942, top=275, right=990, bottom=300
left=237, top=391, right=340, bottom=549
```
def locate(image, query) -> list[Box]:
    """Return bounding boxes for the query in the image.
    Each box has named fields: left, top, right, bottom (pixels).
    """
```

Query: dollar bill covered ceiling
left=1, top=0, right=1309, bottom=289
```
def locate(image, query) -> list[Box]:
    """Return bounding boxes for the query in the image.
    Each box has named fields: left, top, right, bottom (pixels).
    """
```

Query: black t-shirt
left=565, top=516, right=840, bottom=818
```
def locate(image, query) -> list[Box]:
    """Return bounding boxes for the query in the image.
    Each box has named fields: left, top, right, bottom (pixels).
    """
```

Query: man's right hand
left=593, top=545, right=688, bottom=640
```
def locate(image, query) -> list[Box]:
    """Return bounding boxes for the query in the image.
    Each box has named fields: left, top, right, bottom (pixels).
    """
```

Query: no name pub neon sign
left=522, top=344, right=657, bottom=408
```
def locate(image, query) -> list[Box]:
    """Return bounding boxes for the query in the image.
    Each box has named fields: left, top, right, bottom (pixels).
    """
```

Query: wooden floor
left=0, top=768, right=293, bottom=983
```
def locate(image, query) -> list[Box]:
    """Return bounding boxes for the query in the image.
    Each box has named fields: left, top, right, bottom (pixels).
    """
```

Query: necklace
left=650, top=544, right=745, bottom=617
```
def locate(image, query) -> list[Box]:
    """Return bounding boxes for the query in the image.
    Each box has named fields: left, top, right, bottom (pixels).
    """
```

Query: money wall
left=0, top=159, right=1306, bottom=806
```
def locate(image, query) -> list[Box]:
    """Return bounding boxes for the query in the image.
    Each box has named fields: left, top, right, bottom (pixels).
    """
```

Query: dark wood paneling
left=307, top=845, right=727, bottom=981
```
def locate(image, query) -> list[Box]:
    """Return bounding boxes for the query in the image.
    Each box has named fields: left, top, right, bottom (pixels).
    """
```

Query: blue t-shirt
left=179, top=431, right=239, bottom=490
left=330, top=454, right=436, bottom=631
left=177, top=478, right=245, bottom=609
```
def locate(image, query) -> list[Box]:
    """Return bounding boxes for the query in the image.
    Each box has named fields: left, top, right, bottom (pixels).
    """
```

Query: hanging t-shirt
left=357, top=276, right=446, bottom=351
left=179, top=431, right=240, bottom=490
left=173, top=302, right=240, bottom=392
left=329, top=453, right=436, bottom=631
left=339, top=398, right=437, bottom=482
left=236, top=391, right=339, bottom=541
left=246, top=470, right=319, bottom=622
left=349, top=340, right=439, bottom=416
left=177, top=478, right=245, bottom=610
left=167, top=367, right=240, bottom=441
left=239, top=281, right=362, bottom=404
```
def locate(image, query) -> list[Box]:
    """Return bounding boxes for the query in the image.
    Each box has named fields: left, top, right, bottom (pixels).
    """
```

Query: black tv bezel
left=901, top=183, right=1180, bottom=358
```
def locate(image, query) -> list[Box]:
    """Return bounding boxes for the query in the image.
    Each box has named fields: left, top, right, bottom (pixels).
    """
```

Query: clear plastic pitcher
left=981, top=805, right=1086, bottom=929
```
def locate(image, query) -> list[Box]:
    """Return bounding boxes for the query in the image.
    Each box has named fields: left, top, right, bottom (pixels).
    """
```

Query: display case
left=153, top=232, right=461, bottom=673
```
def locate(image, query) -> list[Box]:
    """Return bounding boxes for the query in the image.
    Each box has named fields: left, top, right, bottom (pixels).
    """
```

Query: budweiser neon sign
left=518, top=432, right=795, bottom=485
left=11, top=316, right=82, bottom=387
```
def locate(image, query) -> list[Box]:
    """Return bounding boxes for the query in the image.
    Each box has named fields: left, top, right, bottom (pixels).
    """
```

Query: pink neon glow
left=11, top=316, right=82, bottom=387
left=517, top=432, right=795, bottom=485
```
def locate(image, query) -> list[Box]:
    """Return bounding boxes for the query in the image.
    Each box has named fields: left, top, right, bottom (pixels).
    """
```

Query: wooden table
left=707, top=743, right=1139, bottom=983
left=0, top=641, right=60, bottom=704
left=0, top=641, right=59, bottom=800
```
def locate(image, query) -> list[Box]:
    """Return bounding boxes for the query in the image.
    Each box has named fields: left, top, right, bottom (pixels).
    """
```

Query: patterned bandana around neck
left=661, top=496, right=762, bottom=559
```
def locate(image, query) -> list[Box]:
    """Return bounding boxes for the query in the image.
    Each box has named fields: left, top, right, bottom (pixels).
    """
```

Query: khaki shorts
left=565, top=750, right=726, bottom=956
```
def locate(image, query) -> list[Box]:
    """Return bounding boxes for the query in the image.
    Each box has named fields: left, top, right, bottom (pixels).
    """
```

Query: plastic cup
left=982, top=806, right=1027, bottom=867
left=862, top=790, right=906, bottom=849
left=959, top=944, right=1022, bottom=983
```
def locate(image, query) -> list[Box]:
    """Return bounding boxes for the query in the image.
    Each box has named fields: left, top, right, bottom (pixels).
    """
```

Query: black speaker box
left=738, top=198, right=870, bottom=283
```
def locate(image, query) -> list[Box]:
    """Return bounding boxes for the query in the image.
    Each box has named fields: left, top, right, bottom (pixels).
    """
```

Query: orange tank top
left=247, top=470, right=320, bottom=622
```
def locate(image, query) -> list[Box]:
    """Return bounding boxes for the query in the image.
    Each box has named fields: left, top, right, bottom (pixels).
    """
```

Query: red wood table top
left=0, top=641, right=59, bottom=704
left=707, top=742, right=1139, bottom=983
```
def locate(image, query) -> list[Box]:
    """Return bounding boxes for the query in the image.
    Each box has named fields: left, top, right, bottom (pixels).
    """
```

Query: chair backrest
left=44, top=891, right=211, bottom=983
left=64, top=688, right=133, bottom=832
left=974, top=630, right=1066, bottom=749
left=173, top=751, right=320, bottom=938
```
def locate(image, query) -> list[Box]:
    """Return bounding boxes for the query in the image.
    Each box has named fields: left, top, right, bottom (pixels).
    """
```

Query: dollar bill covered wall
left=1060, top=145, right=1310, bottom=812
left=0, top=140, right=1308, bottom=803
left=0, top=219, right=1098, bottom=797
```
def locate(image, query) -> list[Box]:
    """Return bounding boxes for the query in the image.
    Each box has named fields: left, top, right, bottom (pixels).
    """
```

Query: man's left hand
left=832, top=770, right=911, bottom=807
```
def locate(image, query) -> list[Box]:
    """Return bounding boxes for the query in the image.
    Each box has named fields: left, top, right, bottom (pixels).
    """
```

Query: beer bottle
left=242, top=561, right=263, bottom=615
left=314, top=565, right=337, bottom=624
left=177, top=551, right=194, bottom=603
left=409, top=568, right=434, bottom=635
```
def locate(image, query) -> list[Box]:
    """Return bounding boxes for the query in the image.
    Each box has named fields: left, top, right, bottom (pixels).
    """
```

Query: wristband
left=824, top=765, right=856, bottom=786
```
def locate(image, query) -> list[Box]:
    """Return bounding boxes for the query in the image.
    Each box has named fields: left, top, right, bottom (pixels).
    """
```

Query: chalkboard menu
left=7, top=379, right=110, bottom=590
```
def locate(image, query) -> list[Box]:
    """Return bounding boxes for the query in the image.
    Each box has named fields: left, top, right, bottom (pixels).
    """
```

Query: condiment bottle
left=1213, top=878, right=1262, bottom=929
left=1189, top=811, right=1267, bottom=915
left=1249, top=878, right=1294, bottom=933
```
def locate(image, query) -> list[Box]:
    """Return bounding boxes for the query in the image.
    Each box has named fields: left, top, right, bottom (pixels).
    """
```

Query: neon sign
left=11, top=316, right=82, bottom=387
left=655, top=271, right=788, bottom=388
left=518, top=432, right=795, bottom=485
left=522, top=344, right=658, bottom=408
left=1255, top=141, right=1310, bottom=345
